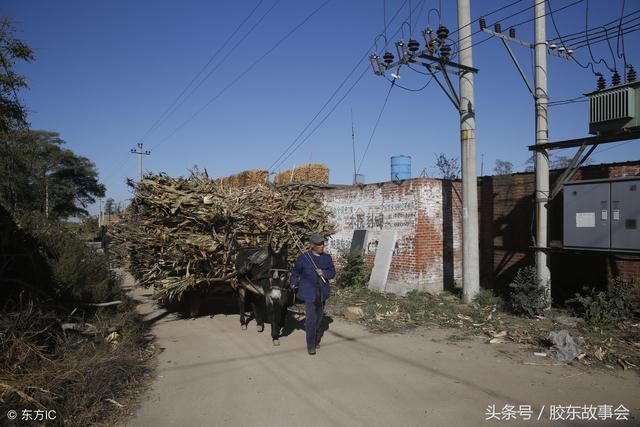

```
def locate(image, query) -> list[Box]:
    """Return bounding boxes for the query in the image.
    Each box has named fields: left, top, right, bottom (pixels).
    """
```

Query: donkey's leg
left=253, top=298, right=264, bottom=333
left=267, top=298, right=280, bottom=345
left=237, top=287, right=247, bottom=330
left=278, top=303, right=287, bottom=329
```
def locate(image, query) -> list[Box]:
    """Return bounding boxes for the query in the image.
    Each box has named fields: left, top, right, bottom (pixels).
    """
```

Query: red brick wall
left=321, top=179, right=462, bottom=294
left=478, top=161, right=640, bottom=300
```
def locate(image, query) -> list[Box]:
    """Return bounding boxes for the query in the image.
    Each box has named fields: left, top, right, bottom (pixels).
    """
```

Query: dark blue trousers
left=304, top=300, right=325, bottom=351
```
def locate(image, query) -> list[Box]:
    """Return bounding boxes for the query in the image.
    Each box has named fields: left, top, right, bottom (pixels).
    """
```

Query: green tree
left=0, top=130, right=106, bottom=218
left=0, top=19, right=33, bottom=133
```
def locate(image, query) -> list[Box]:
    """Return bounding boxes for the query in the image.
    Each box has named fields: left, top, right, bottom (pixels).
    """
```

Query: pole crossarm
left=130, top=142, right=151, bottom=181
left=528, top=130, right=640, bottom=151
left=480, top=28, right=573, bottom=60
left=379, top=51, right=479, bottom=76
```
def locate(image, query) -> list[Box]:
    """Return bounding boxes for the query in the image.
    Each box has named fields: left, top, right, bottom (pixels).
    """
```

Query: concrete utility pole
left=458, top=0, right=480, bottom=303
left=534, top=0, right=551, bottom=300
left=368, top=0, right=480, bottom=302
left=130, top=142, right=151, bottom=181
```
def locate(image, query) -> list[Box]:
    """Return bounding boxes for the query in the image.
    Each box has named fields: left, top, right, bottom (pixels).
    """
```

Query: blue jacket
left=291, top=251, right=336, bottom=303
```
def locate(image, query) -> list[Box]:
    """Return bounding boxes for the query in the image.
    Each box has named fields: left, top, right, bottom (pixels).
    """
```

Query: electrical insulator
left=407, top=39, right=420, bottom=53
left=509, top=27, right=516, bottom=38
left=440, top=44, right=451, bottom=59
left=479, top=17, right=486, bottom=30
left=558, top=46, right=566, bottom=53
left=567, top=49, right=574, bottom=55
left=436, top=25, right=449, bottom=41
left=596, top=75, right=605, bottom=90
left=549, top=43, right=557, bottom=50
left=612, top=70, right=621, bottom=86
left=494, top=23, right=501, bottom=33
left=627, top=65, right=636, bottom=83
left=383, top=51, right=394, bottom=65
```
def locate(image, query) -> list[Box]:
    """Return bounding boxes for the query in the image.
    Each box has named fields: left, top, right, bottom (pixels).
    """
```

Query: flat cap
left=308, top=233, right=325, bottom=244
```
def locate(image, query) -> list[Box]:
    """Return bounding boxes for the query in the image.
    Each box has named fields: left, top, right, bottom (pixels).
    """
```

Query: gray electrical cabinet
left=564, top=178, right=640, bottom=251
left=611, top=180, right=640, bottom=249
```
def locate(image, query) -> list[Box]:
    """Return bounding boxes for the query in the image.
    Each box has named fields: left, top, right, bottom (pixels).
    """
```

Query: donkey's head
left=266, top=243, right=290, bottom=303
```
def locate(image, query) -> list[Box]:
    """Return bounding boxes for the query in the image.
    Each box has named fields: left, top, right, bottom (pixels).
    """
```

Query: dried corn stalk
left=111, top=173, right=333, bottom=303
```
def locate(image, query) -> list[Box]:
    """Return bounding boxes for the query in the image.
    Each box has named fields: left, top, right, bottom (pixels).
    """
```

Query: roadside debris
left=549, top=330, right=581, bottom=362
left=343, top=307, right=364, bottom=321
left=554, top=316, right=584, bottom=328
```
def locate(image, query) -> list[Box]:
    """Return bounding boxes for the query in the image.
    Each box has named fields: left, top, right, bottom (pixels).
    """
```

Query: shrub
left=17, top=212, right=118, bottom=304
left=335, top=249, right=370, bottom=288
left=475, top=287, right=503, bottom=308
left=568, top=277, right=637, bottom=327
left=508, top=266, right=549, bottom=317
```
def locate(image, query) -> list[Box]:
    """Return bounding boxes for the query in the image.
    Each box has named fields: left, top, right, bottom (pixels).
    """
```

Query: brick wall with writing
left=478, top=160, right=640, bottom=301
left=321, top=179, right=462, bottom=294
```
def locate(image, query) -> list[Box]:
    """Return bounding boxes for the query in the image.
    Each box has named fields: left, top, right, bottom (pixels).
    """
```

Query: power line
left=389, top=75, right=433, bottom=92
left=572, top=23, right=640, bottom=50
left=145, top=0, right=282, bottom=143
left=547, top=9, right=640, bottom=43
left=454, top=0, right=585, bottom=59
left=595, top=139, right=635, bottom=154
left=357, top=79, right=396, bottom=173
left=99, top=1, right=270, bottom=186
left=268, top=0, right=412, bottom=172
left=270, top=66, right=370, bottom=172
left=617, top=0, right=629, bottom=72
left=583, top=0, right=617, bottom=72
left=152, top=1, right=330, bottom=151
left=268, top=0, right=562, bottom=173
left=136, top=0, right=269, bottom=145
left=547, top=0, right=600, bottom=74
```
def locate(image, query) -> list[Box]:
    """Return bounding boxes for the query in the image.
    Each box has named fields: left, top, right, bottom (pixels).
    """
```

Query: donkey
left=234, top=243, right=292, bottom=345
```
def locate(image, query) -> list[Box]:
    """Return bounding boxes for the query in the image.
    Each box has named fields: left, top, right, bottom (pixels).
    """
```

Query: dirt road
left=123, top=273, right=639, bottom=426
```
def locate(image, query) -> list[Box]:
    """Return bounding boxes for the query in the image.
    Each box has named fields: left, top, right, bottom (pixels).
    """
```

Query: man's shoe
left=307, top=349, right=316, bottom=355
left=315, top=342, right=320, bottom=349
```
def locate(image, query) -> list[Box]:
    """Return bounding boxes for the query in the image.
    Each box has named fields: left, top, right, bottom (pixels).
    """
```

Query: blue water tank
left=390, top=155, right=411, bottom=180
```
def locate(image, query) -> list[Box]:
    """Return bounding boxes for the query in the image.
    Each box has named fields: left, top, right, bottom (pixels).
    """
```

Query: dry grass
left=216, top=169, right=269, bottom=187
left=0, top=295, right=153, bottom=426
left=274, top=163, right=329, bottom=185
left=328, top=284, right=640, bottom=371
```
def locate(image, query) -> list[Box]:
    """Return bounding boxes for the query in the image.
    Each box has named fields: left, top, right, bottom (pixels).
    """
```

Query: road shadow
left=280, top=306, right=334, bottom=339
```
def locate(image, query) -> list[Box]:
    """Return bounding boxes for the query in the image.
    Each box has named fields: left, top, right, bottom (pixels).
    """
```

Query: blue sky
left=4, top=0, right=639, bottom=212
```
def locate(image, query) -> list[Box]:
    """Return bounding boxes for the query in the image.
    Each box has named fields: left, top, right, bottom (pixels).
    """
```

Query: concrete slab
left=368, top=230, right=397, bottom=293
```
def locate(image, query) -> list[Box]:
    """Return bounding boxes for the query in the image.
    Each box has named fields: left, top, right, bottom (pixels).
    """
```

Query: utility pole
left=534, top=0, right=551, bottom=301
left=98, top=198, right=103, bottom=227
left=130, top=143, right=151, bottom=181
left=458, top=0, right=480, bottom=303
left=351, top=107, right=358, bottom=184
left=368, top=0, right=480, bottom=302
left=480, top=3, right=575, bottom=305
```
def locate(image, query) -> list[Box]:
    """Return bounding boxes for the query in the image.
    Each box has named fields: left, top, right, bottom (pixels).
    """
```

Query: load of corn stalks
left=274, top=163, right=329, bottom=185
left=111, top=172, right=333, bottom=303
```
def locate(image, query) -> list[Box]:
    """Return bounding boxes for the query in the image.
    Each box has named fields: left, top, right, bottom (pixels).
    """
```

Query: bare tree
left=433, top=153, right=460, bottom=179
left=493, top=159, right=513, bottom=175
left=524, top=154, right=592, bottom=172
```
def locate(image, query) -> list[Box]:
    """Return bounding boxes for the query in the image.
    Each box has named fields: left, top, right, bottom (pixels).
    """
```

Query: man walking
left=291, top=234, right=335, bottom=355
